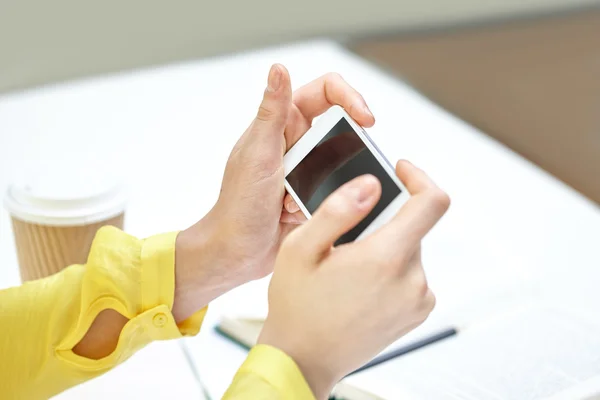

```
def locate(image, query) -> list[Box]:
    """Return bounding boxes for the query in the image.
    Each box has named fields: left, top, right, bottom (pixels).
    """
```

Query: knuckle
left=410, top=270, right=430, bottom=300
left=256, top=104, right=275, bottom=122
left=426, top=188, right=451, bottom=214
left=414, top=310, right=430, bottom=326
left=414, top=306, right=434, bottom=325
left=425, top=290, right=437, bottom=312
left=402, top=263, right=429, bottom=303
left=417, top=290, right=436, bottom=323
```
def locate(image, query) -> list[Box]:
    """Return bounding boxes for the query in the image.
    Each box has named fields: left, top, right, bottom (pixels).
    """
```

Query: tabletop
left=1, top=40, right=599, bottom=399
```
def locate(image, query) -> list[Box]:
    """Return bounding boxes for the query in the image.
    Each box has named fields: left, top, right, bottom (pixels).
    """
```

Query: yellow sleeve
left=223, top=344, right=316, bottom=400
left=0, top=226, right=207, bottom=400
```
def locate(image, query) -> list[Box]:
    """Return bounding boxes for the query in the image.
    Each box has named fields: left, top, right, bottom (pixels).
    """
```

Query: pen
left=345, top=327, right=458, bottom=377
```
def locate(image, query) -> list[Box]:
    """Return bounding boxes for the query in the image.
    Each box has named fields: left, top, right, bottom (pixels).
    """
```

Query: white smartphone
left=284, top=105, right=410, bottom=245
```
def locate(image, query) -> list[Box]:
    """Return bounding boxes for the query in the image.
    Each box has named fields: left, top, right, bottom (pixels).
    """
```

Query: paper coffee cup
left=3, top=170, right=127, bottom=282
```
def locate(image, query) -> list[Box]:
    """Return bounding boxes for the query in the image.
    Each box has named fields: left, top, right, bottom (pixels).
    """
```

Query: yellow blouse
left=0, top=226, right=315, bottom=400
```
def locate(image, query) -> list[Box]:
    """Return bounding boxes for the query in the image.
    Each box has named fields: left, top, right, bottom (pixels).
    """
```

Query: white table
left=1, top=40, right=599, bottom=399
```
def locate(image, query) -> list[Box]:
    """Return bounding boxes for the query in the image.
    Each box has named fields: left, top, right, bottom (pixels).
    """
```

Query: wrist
left=291, top=354, right=338, bottom=400
left=258, top=322, right=339, bottom=399
left=172, top=213, right=238, bottom=322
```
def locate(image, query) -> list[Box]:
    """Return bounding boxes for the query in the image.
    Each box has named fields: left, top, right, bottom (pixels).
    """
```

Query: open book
left=216, top=304, right=600, bottom=400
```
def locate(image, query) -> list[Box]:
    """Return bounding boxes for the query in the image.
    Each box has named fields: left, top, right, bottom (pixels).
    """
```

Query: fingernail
left=285, top=198, right=300, bottom=213
left=346, top=175, right=378, bottom=206
left=267, top=65, right=281, bottom=92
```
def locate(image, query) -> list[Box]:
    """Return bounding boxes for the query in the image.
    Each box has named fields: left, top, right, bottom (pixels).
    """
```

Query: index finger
left=367, top=160, right=450, bottom=251
left=292, top=72, right=375, bottom=128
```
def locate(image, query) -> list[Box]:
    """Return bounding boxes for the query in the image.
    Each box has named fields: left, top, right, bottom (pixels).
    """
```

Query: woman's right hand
left=258, top=160, right=450, bottom=400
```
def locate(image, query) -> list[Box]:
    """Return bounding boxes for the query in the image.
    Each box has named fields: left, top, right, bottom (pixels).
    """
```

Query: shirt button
left=153, top=313, right=168, bottom=328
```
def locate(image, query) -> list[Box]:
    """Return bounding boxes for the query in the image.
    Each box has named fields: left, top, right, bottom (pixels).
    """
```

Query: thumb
left=253, top=64, right=292, bottom=135
left=294, top=174, right=381, bottom=260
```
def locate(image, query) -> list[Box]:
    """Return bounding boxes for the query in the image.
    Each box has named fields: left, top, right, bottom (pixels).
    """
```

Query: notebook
left=216, top=304, right=600, bottom=400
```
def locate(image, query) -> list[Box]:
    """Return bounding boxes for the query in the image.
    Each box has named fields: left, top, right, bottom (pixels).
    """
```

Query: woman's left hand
left=172, top=65, right=374, bottom=321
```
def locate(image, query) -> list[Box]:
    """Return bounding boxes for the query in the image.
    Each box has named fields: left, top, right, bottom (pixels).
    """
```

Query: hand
left=172, top=65, right=375, bottom=321
left=258, top=161, right=450, bottom=399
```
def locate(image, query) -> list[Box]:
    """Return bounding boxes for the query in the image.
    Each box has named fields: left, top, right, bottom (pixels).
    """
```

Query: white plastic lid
left=3, top=167, right=127, bottom=227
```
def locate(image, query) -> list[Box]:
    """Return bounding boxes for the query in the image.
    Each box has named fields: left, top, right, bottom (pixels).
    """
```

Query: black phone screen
left=286, top=118, right=401, bottom=244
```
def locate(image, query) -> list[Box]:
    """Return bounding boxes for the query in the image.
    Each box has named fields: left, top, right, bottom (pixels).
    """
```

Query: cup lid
left=3, top=167, right=127, bottom=226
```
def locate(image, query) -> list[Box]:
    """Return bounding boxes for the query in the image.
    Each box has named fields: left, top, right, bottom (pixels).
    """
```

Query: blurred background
left=1, top=0, right=599, bottom=204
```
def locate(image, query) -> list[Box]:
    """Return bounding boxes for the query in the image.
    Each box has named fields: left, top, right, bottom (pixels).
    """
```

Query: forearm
left=171, top=218, right=237, bottom=322
left=73, top=223, right=216, bottom=360
left=0, top=227, right=207, bottom=399
left=171, top=212, right=256, bottom=322
left=1, top=264, right=90, bottom=399
left=72, top=309, right=128, bottom=359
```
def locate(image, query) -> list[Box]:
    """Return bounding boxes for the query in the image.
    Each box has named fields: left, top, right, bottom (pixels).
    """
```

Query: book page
left=343, top=305, right=600, bottom=400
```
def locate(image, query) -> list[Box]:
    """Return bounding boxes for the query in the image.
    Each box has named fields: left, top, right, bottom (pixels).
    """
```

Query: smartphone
left=283, top=105, right=410, bottom=245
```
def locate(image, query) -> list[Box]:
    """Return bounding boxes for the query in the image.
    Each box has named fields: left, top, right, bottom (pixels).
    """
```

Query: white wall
left=0, top=0, right=597, bottom=93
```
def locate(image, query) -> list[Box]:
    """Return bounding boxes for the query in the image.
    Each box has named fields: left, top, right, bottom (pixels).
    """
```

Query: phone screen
left=286, top=117, right=401, bottom=244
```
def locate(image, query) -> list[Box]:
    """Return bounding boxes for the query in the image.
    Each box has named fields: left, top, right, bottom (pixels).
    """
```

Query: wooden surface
left=11, top=213, right=124, bottom=281
left=352, top=9, right=600, bottom=204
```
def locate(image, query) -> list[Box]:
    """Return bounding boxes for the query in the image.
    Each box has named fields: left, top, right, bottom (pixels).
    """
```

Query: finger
left=283, top=193, right=301, bottom=214
left=291, top=174, right=381, bottom=260
left=369, top=161, right=450, bottom=249
left=280, top=210, right=306, bottom=225
left=396, top=160, right=437, bottom=194
left=284, top=103, right=312, bottom=150
left=279, top=221, right=300, bottom=238
left=293, top=72, right=374, bottom=127
left=252, top=64, right=293, bottom=138
left=390, top=160, right=450, bottom=239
